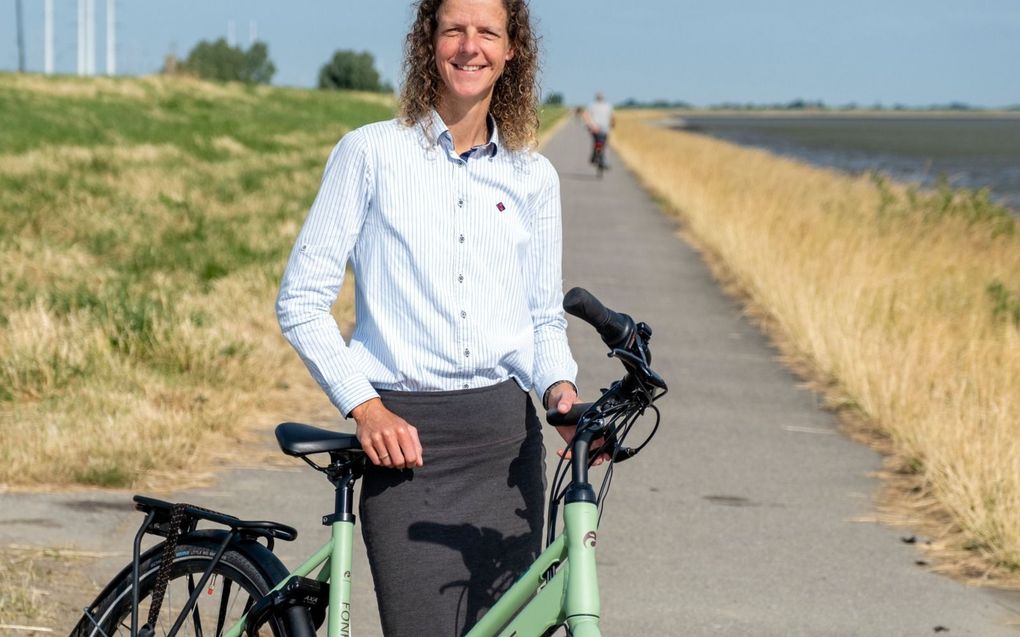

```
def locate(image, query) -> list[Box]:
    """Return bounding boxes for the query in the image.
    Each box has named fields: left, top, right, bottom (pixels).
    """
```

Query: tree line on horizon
left=164, top=38, right=392, bottom=93
left=617, top=97, right=1020, bottom=111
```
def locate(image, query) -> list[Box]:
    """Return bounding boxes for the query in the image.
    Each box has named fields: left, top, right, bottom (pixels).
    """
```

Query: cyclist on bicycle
left=276, top=0, right=582, bottom=635
left=582, top=91, right=615, bottom=168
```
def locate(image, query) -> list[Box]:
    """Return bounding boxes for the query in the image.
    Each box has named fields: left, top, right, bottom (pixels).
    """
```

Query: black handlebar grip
left=563, top=287, right=634, bottom=350
left=546, top=403, right=593, bottom=427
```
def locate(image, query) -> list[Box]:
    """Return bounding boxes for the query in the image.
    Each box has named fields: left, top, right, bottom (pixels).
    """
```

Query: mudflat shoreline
left=669, top=111, right=1020, bottom=213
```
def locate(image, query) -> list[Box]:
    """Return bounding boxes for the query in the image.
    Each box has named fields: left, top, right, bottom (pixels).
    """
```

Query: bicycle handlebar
left=543, top=288, right=668, bottom=541
left=547, top=288, right=667, bottom=435
left=563, top=287, right=635, bottom=350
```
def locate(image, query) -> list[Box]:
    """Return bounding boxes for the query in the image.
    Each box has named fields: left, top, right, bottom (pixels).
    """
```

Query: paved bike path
left=3, top=118, right=1020, bottom=635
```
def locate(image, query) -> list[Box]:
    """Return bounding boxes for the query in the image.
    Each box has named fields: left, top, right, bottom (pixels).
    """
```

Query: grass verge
left=0, top=546, right=93, bottom=632
left=0, top=550, right=43, bottom=628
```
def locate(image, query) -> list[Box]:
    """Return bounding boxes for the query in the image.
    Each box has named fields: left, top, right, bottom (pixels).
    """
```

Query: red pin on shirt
left=496, top=202, right=505, bottom=212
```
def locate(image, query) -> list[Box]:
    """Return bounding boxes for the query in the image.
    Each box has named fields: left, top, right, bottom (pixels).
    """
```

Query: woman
left=276, top=0, right=579, bottom=634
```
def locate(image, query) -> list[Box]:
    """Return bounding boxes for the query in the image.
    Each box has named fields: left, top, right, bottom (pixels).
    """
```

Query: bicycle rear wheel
left=72, top=532, right=296, bottom=637
left=594, top=146, right=606, bottom=179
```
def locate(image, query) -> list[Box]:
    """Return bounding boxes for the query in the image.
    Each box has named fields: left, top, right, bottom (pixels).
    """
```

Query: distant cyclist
left=583, top=91, right=615, bottom=168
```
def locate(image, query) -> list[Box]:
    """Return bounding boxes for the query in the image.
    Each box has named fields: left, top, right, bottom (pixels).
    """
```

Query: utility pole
left=45, top=0, right=54, bottom=74
left=15, top=0, right=25, bottom=72
left=106, top=0, right=116, bottom=75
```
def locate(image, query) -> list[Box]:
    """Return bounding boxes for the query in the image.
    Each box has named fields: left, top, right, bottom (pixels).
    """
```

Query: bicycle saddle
left=275, top=422, right=363, bottom=457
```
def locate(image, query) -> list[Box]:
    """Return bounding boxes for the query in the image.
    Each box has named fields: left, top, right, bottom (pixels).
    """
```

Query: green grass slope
left=0, top=73, right=394, bottom=487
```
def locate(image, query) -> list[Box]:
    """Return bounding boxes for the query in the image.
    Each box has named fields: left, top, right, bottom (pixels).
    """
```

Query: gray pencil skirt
left=358, top=379, right=547, bottom=637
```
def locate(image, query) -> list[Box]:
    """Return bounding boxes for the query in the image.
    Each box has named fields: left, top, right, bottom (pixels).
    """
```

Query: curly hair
left=399, top=0, right=540, bottom=151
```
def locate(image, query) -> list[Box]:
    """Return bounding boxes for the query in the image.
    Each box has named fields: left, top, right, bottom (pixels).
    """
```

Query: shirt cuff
left=328, top=374, right=381, bottom=418
left=539, top=378, right=578, bottom=409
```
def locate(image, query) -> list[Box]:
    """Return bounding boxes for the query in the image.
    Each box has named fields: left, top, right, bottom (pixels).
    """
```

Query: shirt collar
left=427, top=109, right=500, bottom=159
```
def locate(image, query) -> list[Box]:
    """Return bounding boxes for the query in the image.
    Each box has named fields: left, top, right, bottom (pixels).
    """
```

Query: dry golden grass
left=3, top=72, right=155, bottom=100
left=0, top=148, right=342, bottom=487
left=612, top=111, right=1020, bottom=580
left=0, top=550, right=45, bottom=627
left=1, top=72, right=278, bottom=103
left=0, top=546, right=98, bottom=632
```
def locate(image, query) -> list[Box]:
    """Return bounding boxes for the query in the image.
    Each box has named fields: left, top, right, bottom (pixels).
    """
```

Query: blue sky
left=3, top=0, right=1019, bottom=107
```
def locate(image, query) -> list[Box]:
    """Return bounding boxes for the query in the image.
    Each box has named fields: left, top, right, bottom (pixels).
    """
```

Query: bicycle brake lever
left=612, top=447, right=638, bottom=463
left=642, top=367, right=668, bottom=390
left=592, top=431, right=636, bottom=464
left=593, top=421, right=637, bottom=464
left=611, top=349, right=668, bottom=391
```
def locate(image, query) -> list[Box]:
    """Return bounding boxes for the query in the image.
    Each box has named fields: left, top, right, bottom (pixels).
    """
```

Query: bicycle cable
left=595, top=405, right=662, bottom=529
left=545, top=398, right=659, bottom=548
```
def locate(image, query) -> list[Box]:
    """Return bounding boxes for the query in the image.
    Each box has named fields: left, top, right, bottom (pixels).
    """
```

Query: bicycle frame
left=468, top=500, right=601, bottom=636
left=208, top=503, right=588, bottom=637
left=214, top=501, right=599, bottom=637
left=216, top=519, right=354, bottom=637
left=219, top=432, right=606, bottom=637
left=591, top=132, right=608, bottom=175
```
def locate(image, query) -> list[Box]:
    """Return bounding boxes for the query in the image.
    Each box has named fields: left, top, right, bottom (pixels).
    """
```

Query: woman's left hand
left=548, top=382, right=610, bottom=466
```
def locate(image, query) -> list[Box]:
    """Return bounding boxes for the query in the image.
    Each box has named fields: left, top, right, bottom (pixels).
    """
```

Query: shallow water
left=672, top=114, right=1020, bottom=214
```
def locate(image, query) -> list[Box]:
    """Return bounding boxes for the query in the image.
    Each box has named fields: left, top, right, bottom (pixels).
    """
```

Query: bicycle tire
left=71, top=531, right=306, bottom=637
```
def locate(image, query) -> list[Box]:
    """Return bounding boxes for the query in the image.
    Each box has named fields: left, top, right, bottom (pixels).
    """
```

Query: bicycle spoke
left=187, top=572, right=205, bottom=637
left=214, top=577, right=233, bottom=636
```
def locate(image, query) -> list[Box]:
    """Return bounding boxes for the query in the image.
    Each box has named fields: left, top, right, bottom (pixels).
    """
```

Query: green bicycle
left=70, top=287, right=668, bottom=637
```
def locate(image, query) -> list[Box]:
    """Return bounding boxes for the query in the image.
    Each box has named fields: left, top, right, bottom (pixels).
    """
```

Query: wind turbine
left=106, top=0, right=116, bottom=75
left=77, top=0, right=85, bottom=75
left=86, top=0, right=96, bottom=75
left=45, top=0, right=54, bottom=74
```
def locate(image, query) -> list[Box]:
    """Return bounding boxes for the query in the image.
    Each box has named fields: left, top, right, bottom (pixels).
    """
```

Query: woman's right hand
left=350, top=398, right=424, bottom=469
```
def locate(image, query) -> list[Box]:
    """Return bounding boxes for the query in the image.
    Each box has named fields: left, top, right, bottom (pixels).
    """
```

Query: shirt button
left=458, top=234, right=465, bottom=243
left=458, top=274, right=464, bottom=283
left=463, top=383, right=470, bottom=389
left=460, top=310, right=467, bottom=318
left=457, top=198, right=464, bottom=207
left=464, top=349, right=470, bottom=358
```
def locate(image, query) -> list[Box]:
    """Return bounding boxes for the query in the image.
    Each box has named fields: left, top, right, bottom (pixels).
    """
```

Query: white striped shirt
left=276, top=111, right=577, bottom=416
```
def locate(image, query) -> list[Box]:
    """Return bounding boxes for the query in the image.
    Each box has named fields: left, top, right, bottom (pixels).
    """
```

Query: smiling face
left=433, top=0, right=514, bottom=115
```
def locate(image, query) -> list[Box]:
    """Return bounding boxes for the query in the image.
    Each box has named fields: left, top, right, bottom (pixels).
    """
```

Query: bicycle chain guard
left=245, top=576, right=329, bottom=634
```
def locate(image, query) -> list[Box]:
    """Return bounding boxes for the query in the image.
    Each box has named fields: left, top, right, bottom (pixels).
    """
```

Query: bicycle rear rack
left=75, top=495, right=298, bottom=637
left=132, top=495, right=298, bottom=546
